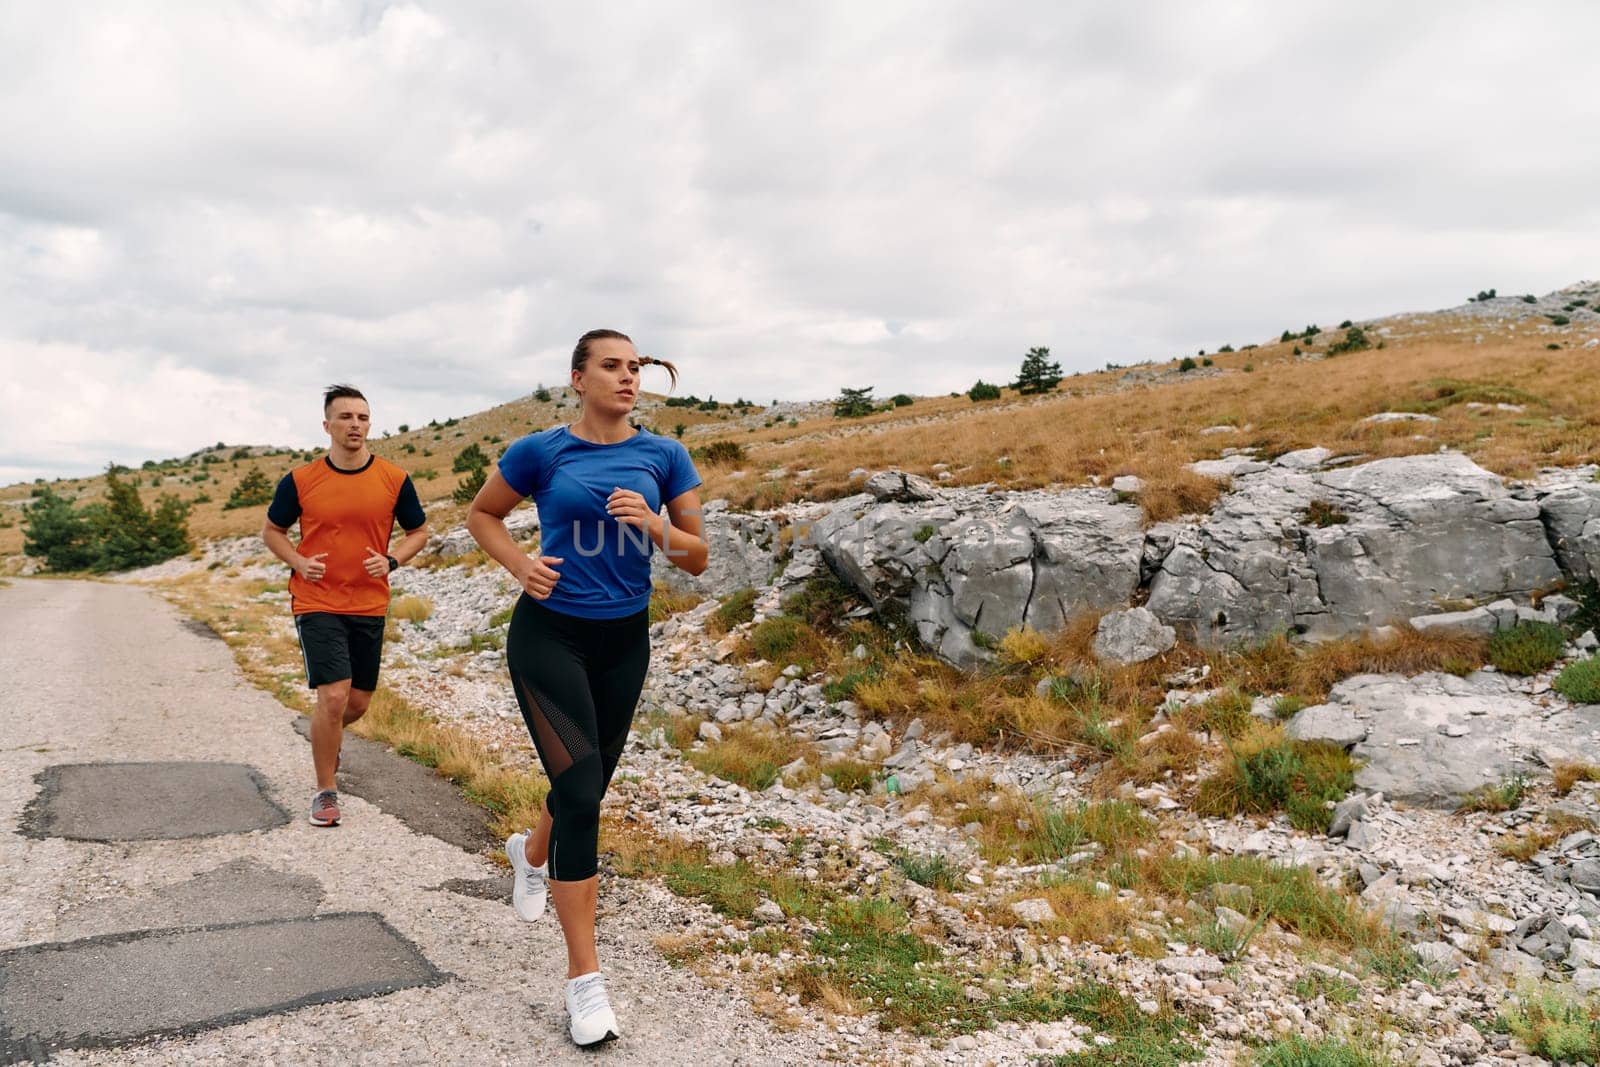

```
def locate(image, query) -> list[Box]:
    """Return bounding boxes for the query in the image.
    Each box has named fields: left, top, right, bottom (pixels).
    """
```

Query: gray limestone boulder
left=1408, top=607, right=1498, bottom=637
left=1284, top=704, right=1368, bottom=748
left=1536, top=473, right=1600, bottom=583
left=1092, top=608, right=1176, bottom=665
left=651, top=500, right=782, bottom=598
left=1309, top=671, right=1600, bottom=808
left=1148, top=453, right=1562, bottom=646
left=864, top=469, right=940, bottom=503
left=813, top=483, right=1144, bottom=668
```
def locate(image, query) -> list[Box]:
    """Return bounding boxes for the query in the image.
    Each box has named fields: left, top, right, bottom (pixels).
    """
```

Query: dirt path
left=0, top=579, right=815, bottom=1065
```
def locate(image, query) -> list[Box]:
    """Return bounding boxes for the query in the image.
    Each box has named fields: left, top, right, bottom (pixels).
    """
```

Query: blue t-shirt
left=498, top=425, right=702, bottom=619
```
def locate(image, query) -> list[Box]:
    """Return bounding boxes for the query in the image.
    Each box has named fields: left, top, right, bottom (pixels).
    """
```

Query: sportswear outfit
left=497, top=425, right=700, bottom=883
left=267, top=454, right=426, bottom=690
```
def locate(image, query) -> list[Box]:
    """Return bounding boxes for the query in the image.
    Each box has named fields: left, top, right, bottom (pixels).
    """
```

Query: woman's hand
left=517, top=555, right=564, bottom=600
left=606, top=487, right=658, bottom=532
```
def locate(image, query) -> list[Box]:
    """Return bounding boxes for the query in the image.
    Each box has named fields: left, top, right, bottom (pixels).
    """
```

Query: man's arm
left=262, top=520, right=321, bottom=580
left=261, top=471, right=321, bottom=580
left=389, top=521, right=430, bottom=565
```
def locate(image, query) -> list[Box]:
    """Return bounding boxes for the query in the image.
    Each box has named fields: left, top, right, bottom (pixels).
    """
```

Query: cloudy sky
left=2, top=2, right=1596, bottom=485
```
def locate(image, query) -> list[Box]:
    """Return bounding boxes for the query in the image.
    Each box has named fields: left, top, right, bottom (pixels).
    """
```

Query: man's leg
left=310, top=680, right=352, bottom=791
left=344, top=687, right=373, bottom=725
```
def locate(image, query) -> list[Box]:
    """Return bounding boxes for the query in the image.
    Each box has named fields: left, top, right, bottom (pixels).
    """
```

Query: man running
left=261, top=384, right=429, bottom=827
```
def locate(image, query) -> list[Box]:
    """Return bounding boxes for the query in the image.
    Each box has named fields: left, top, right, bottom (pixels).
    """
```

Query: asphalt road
left=0, top=579, right=807, bottom=1065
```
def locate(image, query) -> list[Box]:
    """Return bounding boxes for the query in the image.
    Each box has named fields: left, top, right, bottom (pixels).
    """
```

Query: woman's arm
left=466, top=470, right=564, bottom=599
left=606, top=486, right=708, bottom=576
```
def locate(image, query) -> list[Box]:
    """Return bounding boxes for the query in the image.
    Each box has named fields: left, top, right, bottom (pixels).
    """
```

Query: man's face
left=323, top=397, right=371, bottom=450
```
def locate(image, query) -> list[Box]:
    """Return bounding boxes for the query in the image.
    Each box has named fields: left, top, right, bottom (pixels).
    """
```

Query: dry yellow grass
left=1553, top=761, right=1600, bottom=796
left=389, top=594, right=432, bottom=622
left=697, top=321, right=1600, bottom=512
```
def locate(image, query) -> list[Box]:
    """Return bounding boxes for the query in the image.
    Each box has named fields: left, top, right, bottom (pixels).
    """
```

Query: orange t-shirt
left=267, top=455, right=425, bottom=617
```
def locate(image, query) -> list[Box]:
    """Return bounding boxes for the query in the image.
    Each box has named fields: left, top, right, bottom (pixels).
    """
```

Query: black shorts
left=295, top=613, right=385, bottom=691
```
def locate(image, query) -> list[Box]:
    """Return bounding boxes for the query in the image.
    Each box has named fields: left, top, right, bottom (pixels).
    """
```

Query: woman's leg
left=505, top=598, right=610, bottom=979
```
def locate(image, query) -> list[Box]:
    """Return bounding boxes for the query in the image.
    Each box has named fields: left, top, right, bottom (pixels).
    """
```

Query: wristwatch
left=386, top=555, right=400, bottom=573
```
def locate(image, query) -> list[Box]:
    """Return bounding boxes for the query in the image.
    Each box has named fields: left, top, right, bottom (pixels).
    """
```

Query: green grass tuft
left=1488, top=621, right=1566, bottom=675
left=1555, top=655, right=1600, bottom=703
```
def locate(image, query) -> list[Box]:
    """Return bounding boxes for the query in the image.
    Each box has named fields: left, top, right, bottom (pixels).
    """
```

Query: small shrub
left=1498, top=980, right=1600, bottom=1062
left=452, top=442, right=488, bottom=473
left=1488, top=621, right=1565, bottom=675
left=1549, top=314, right=1571, bottom=326
left=1458, top=773, right=1528, bottom=813
left=648, top=584, right=703, bottom=624
left=1325, top=325, right=1372, bottom=356
left=708, top=587, right=758, bottom=636
left=223, top=468, right=274, bottom=510
left=695, top=439, right=746, bottom=465
left=689, top=724, right=793, bottom=791
left=1195, top=725, right=1355, bottom=832
left=1302, top=499, right=1349, bottom=527
left=1555, top=656, right=1600, bottom=703
left=1202, top=357, right=1214, bottom=367
left=1522, top=294, right=1538, bottom=303
left=390, top=595, right=432, bottom=623
left=967, top=380, right=1002, bottom=402
left=1553, top=761, right=1600, bottom=796
left=822, top=757, right=875, bottom=793
left=1548, top=343, right=1563, bottom=350
left=452, top=465, right=487, bottom=504
left=890, top=849, right=959, bottom=891
left=1178, top=357, right=1198, bottom=372
left=534, top=386, right=551, bottom=402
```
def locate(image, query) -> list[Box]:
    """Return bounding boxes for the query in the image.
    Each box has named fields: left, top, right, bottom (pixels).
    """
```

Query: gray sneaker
left=309, top=789, right=340, bottom=827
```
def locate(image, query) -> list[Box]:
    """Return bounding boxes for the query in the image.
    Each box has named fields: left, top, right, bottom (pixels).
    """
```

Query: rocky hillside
left=23, top=282, right=1600, bottom=1063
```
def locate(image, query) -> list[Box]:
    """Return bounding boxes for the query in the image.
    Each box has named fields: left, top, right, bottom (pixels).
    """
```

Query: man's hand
left=606, top=487, right=656, bottom=531
left=363, top=546, right=390, bottom=578
left=297, top=552, right=329, bottom=581
left=518, top=556, right=564, bottom=600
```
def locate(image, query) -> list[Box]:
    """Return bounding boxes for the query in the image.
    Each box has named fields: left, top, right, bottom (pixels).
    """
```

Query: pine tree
left=22, top=487, right=95, bottom=571
left=833, top=386, right=876, bottom=418
left=453, top=465, right=487, bottom=505
left=224, top=468, right=274, bottom=510
left=1014, top=346, right=1062, bottom=395
left=453, top=442, right=489, bottom=473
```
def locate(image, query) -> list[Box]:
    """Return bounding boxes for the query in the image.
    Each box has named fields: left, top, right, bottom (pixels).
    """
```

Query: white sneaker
left=505, top=830, right=548, bottom=922
left=565, top=972, right=619, bottom=1047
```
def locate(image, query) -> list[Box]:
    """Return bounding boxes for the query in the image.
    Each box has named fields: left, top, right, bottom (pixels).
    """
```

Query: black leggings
left=506, top=595, right=649, bottom=881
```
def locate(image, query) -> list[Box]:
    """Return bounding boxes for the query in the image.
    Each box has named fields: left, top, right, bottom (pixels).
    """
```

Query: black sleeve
left=265, top=473, right=300, bottom=528
left=394, top=475, right=426, bottom=532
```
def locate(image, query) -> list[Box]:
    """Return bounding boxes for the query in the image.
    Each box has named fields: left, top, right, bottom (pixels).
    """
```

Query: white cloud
left=1, top=0, right=1597, bottom=482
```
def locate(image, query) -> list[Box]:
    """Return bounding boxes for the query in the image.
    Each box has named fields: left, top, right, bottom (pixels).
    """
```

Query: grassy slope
left=4, top=289, right=1597, bottom=560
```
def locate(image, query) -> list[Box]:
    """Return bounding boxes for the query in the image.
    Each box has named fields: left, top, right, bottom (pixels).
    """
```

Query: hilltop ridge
left=3, top=280, right=1596, bottom=569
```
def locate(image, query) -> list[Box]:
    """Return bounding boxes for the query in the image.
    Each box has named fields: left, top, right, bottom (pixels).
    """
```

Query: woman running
left=466, top=328, right=707, bottom=1047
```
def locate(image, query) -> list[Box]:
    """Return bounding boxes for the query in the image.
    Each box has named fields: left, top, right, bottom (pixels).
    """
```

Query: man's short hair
left=324, top=384, right=367, bottom=413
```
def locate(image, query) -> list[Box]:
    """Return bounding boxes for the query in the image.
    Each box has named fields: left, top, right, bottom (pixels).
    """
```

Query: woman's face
left=573, top=337, right=640, bottom=418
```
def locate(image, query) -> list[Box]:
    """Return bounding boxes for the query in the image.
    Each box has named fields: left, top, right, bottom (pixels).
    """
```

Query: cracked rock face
left=1308, top=671, right=1600, bottom=808
left=1147, top=453, right=1562, bottom=646
left=651, top=500, right=784, bottom=598
left=1534, top=466, right=1600, bottom=584
left=811, top=487, right=1144, bottom=668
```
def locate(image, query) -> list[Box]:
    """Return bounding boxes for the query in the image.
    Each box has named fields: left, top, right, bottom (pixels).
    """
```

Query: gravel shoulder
left=0, top=578, right=825, bottom=1065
